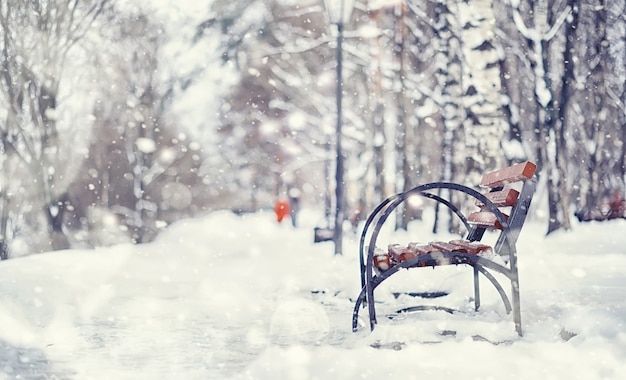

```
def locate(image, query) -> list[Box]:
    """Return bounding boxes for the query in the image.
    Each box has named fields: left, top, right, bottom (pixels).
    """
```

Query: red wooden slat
left=373, top=248, right=392, bottom=271
left=448, top=239, right=493, bottom=255
left=388, top=244, right=417, bottom=262
left=468, top=211, right=508, bottom=229
left=475, top=189, right=520, bottom=207
left=481, top=161, right=536, bottom=188
left=407, top=242, right=439, bottom=256
left=429, top=241, right=465, bottom=253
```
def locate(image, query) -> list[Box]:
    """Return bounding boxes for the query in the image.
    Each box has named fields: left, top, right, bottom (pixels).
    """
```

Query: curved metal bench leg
left=512, top=279, right=522, bottom=336
left=354, top=273, right=517, bottom=334
left=473, top=266, right=480, bottom=311
left=356, top=264, right=514, bottom=332
left=352, top=280, right=381, bottom=332
left=352, top=287, right=367, bottom=332
left=367, top=282, right=377, bottom=330
left=475, top=264, right=512, bottom=314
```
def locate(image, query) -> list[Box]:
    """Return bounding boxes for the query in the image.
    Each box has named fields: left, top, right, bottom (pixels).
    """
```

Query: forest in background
left=0, top=0, right=624, bottom=258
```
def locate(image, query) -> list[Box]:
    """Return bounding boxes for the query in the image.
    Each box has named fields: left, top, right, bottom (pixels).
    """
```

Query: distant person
left=274, top=198, right=290, bottom=223
left=349, top=202, right=365, bottom=234
left=288, top=188, right=301, bottom=227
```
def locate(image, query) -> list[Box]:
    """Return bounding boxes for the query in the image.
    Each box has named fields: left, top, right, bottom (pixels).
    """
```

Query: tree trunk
left=371, top=9, right=386, bottom=207
left=0, top=194, right=10, bottom=260
left=432, top=0, right=462, bottom=234
left=509, top=0, right=571, bottom=234
left=459, top=0, right=505, bottom=179
left=554, top=0, right=578, bottom=231
left=394, top=1, right=411, bottom=231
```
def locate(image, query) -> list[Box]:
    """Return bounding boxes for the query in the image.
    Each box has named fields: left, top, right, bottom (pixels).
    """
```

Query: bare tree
left=78, top=6, right=206, bottom=245
left=507, top=0, right=572, bottom=234
left=573, top=0, right=624, bottom=218
left=0, top=0, right=109, bottom=256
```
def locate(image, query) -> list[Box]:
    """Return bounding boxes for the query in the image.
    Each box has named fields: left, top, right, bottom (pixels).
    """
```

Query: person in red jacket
left=274, top=198, right=290, bottom=223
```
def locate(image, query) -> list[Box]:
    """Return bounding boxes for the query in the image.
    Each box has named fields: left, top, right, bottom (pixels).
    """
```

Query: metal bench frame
left=352, top=164, right=537, bottom=336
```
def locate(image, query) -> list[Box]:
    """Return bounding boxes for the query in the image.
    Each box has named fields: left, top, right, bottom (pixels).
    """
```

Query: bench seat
left=375, top=240, right=494, bottom=273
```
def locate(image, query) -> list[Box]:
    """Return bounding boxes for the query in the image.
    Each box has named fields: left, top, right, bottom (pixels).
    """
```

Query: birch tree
left=431, top=0, right=464, bottom=233
left=457, top=0, right=505, bottom=183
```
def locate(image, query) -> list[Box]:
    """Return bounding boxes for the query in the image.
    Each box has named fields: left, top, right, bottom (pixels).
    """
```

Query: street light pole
left=324, top=0, right=354, bottom=256
left=324, top=136, right=331, bottom=226
left=333, top=21, right=345, bottom=255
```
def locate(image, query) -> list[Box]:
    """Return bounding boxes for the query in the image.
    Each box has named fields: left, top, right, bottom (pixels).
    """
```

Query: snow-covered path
left=1, top=210, right=626, bottom=379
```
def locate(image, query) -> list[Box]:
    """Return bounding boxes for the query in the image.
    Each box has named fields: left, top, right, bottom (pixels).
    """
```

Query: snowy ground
left=1, top=208, right=625, bottom=379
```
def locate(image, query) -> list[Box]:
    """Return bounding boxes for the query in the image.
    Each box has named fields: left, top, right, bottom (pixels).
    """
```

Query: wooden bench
left=352, top=161, right=537, bottom=336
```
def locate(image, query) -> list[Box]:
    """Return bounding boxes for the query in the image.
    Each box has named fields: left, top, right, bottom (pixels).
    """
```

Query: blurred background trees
left=0, top=0, right=624, bottom=258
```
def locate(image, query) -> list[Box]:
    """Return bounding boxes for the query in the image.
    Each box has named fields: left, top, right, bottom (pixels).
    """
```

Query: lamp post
left=324, top=0, right=354, bottom=256
left=324, top=135, right=332, bottom=226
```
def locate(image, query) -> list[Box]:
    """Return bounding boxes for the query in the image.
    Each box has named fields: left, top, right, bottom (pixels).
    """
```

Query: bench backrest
left=466, top=161, right=537, bottom=259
